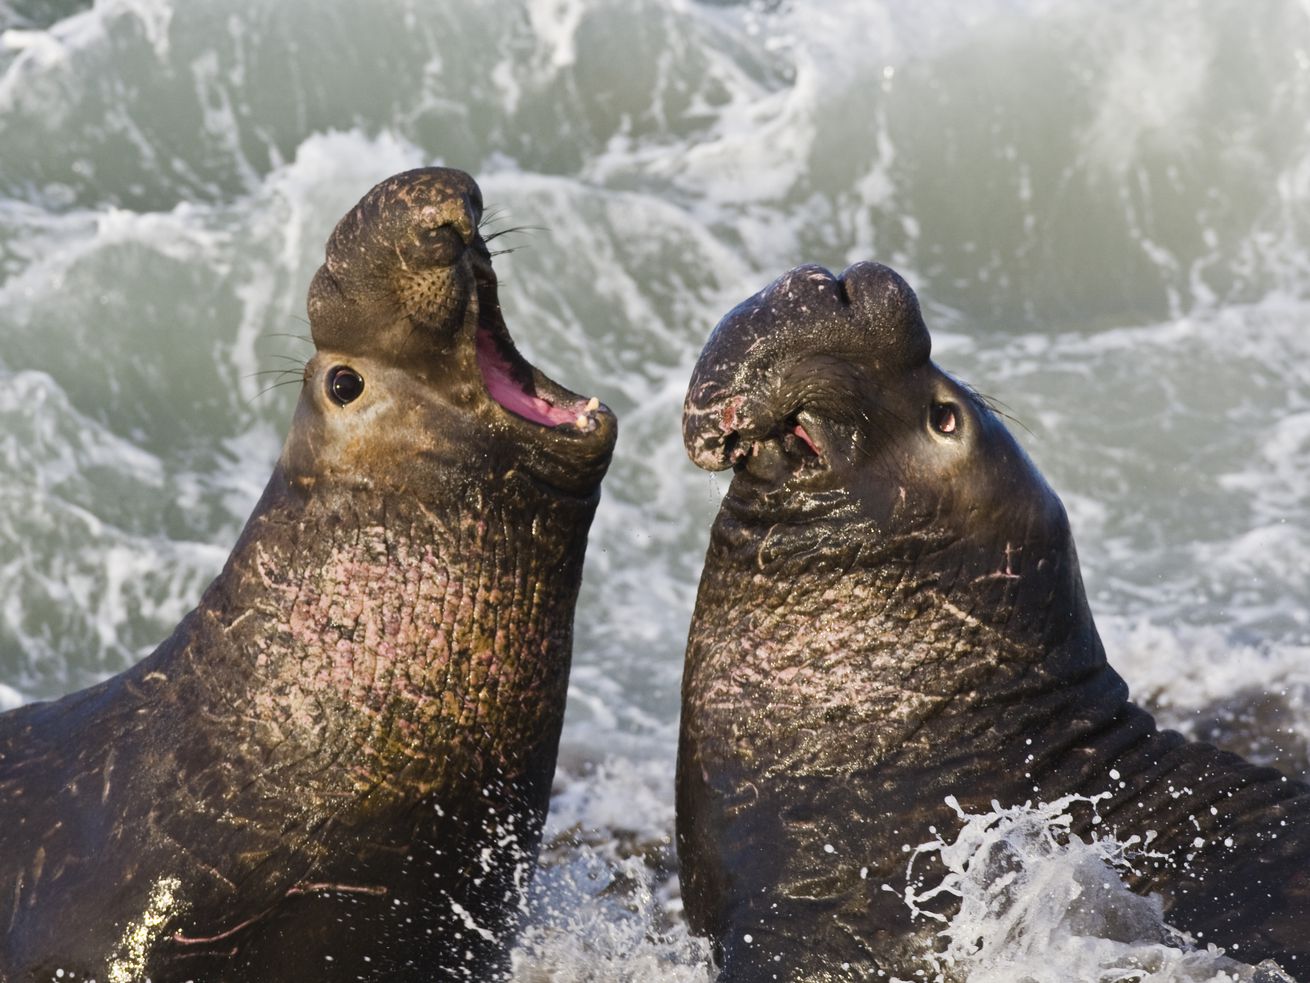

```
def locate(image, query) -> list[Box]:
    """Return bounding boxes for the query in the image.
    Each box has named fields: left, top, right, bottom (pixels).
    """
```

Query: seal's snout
left=683, top=261, right=932, bottom=474
left=306, top=167, right=493, bottom=360
left=326, top=169, right=483, bottom=275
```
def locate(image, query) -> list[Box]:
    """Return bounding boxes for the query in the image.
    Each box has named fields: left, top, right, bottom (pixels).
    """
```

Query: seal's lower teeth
left=575, top=414, right=589, bottom=429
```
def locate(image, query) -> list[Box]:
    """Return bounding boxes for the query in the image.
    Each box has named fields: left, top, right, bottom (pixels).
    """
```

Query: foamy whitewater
left=3, top=0, right=1309, bottom=978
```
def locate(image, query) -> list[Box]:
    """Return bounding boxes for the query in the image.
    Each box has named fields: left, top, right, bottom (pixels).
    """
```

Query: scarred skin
left=677, top=262, right=1310, bottom=982
left=0, top=168, right=617, bottom=982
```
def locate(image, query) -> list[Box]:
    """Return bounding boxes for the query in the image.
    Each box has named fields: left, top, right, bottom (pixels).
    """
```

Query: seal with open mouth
left=677, top=261, right=1310, bottom=981
left=0, top=168, right=616, bottom=982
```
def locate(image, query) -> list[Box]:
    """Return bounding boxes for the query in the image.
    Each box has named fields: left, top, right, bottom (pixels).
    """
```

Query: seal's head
left=684, top=261, right=1079, bottom=632
left=293, top=166, right=616, bottom=498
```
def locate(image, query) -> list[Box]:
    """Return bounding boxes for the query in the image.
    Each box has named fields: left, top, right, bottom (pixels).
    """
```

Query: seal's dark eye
left=328, top=366, right=365, bottom=406
left=930, top=402, right=959, bottom=436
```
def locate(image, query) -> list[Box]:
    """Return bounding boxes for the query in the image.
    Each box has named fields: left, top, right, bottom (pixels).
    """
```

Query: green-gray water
left=3, top=0, right=1309, bottom=976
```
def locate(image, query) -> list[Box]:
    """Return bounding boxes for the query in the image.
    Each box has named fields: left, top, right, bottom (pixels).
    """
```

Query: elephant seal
left=0, top=168, right=616, bottom=982
left=677, top=262, right=1310, bottom=981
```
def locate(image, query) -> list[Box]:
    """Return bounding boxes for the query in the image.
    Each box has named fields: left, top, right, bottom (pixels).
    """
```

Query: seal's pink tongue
left=476, top=330, right=578, bottom=427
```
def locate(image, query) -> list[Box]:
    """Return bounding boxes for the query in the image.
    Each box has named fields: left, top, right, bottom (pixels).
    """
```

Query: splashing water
left=897, top=796, right=1296, bottom=983
left=513, top=847, right=710, bottom=982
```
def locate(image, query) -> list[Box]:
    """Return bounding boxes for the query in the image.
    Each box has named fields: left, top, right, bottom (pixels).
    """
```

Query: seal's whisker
left=266, top=329, right=314, bottom=345
left=847, top=407, right=902, bottom=477
left=994, top=408, right=1035, bottom=438
left=252, top=377, right=305, bottom=401
left=483, top=224, right=547, bottom=243
left=248, top=368, right=304, bottom=379
left=964, top=384, right=1034, bottom=437
left=400, top=318, right=428, bottom=357
left=844, top=403, right=915, bottom=475
left=872, top=401, right=915, bottom=432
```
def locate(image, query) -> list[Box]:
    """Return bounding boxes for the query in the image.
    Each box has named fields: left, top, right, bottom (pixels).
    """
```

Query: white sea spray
left=513, top=759, right=710, bottom=980
left=512, top=845, right=709, bottom=982
left=894, top=795, right=1289, bottom=983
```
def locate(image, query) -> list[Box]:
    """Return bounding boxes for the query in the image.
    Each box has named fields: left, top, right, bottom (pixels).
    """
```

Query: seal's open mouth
left=475, top=328, right=599, bottom=430
left=785, top=419, right=823, bottom=459
left=736, top=412, right=828, bottom=479
left=472, top=270, right=606, bottom=435
left=699, top=385, right=829, bottom=480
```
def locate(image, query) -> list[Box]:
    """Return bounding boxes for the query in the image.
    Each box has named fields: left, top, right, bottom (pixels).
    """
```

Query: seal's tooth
left=575, top=414, right=589, bottom=429
left=586, top=397, right=600, bottom=412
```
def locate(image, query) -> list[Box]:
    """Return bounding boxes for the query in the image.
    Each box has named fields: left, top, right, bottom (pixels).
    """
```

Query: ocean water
left=2, top=0, right=1309, bottom=978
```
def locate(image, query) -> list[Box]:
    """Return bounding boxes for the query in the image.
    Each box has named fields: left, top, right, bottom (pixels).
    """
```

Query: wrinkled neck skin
left=690, top=474, right=1104, bottom=729
left=189, top=462, right=593, bottom=814
left=16, top=458, right=598, bottom=981
left=679, top=485, right=1310, bottom=981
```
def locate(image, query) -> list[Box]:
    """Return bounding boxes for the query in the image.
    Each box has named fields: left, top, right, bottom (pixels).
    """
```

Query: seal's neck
left=686, top=508, right=1108, bottom=734
left=163, top=465, right=595, bottom=801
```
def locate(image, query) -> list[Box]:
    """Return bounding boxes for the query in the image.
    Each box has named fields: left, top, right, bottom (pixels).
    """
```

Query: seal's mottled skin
left=677, top=262, right=1310, bottom=982
left=0, top=168, right=616, bottom=982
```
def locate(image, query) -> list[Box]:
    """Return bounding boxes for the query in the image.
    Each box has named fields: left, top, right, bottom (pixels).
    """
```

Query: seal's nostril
left=417, top=201, right=476, bottom=246
left=420, top=224, right=467, bottom=266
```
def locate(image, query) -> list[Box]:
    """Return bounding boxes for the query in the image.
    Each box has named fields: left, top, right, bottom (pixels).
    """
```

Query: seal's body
left=0, top=168, right=616, bottom=982
left=677, top=262, right=1310, bottom=981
